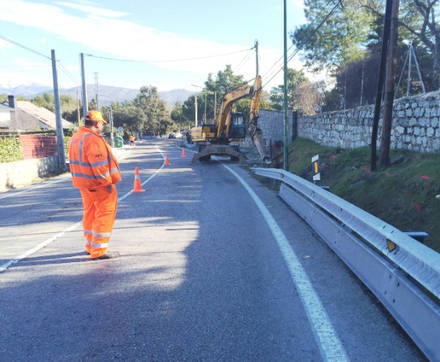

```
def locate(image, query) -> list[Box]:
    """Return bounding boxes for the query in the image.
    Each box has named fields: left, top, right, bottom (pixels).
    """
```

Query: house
left=0, top=103, right=11, bottom=129
left=1, top=95, right=74, bottom=131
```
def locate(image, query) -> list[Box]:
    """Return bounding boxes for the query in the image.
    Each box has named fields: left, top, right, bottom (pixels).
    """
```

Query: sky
left=0, top=0, right=311, bottom=95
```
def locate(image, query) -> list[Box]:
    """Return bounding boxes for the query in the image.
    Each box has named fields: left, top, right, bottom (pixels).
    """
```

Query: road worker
left=69, top=110, right=121, bottom=260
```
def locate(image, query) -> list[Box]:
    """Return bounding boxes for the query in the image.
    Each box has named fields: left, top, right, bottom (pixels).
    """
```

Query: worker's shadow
left=17, top=252, right=89, bottom=267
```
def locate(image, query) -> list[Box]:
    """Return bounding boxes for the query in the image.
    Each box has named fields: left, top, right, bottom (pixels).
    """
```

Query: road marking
left=0, top=148, right=166, bottom=273
left=0, top=222, right=81, bottom=272
left=118, top=148, right=165, bottom=201
left=221, top=163, right=348, bottom=362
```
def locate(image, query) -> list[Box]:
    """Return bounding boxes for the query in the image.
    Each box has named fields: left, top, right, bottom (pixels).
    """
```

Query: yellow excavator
left=190, top=75, right=270, bottom=163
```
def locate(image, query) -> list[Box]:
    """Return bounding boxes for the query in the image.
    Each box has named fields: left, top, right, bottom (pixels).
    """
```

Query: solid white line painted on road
left=0, top=148, right=166, bottom=273
left=118, top=148, right=165, bottom=202
left=0, top=222, right=82, bottom=272
left=221, top=163, right=348, bottom=362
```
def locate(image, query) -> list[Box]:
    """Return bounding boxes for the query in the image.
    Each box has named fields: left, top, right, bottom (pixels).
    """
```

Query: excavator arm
left=216, top=82, right=252, bottom=138
left=246, top=76, right=270, bottom=163
left=191, top=75, right=270, bottom=164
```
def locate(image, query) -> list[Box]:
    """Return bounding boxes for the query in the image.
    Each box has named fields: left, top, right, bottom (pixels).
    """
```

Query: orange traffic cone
left=131, top=167, right=145, bottom=192
left=165, top=153, right=170, bottom=166
left=181, top=148, right=186, bottom=158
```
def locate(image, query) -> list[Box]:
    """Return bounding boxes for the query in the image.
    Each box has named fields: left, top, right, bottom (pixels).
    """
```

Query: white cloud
left=13, top=57, right=49, bottom=69
left=58, top=1, right=128, bottom=18
left=0, top=0, right=311, bottom=90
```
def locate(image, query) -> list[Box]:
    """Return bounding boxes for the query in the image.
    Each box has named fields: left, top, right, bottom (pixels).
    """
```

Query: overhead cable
left=235, top=49, right=254, bottom=73
left=57, top=62, right=80, bottom=86
left=261, top=0, right=343, bottom=88
left=0, top=35, right=52, bottom=61
left=86, top=47, right=253, bottom=64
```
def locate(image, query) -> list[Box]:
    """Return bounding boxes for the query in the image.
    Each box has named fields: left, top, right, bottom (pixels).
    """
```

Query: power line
left=261, top=0, right=343, bottom=88
left=86, top=47, right=253, bottom=64
left=261, top=44, right=294, bottom=80
left=56, top=62, right=80, bottom=86
left=0, top=35, right=52, bottom=60
left=235, top=48, right=254, bottom=73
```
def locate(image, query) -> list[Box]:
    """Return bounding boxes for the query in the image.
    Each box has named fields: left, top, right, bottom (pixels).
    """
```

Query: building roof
left=16, top=101, right=75, bottom=129
left=0, top=103, right=10, bottom=112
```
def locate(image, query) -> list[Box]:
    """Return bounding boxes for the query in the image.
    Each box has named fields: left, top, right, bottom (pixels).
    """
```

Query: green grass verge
left=284, top=138, right=440, bottom=254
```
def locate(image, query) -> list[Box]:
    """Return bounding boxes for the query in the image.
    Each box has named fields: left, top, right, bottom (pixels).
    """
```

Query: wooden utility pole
left=255, top=40, right=259, bottom=78
left=80, top=53, right=88, bottom=120
left=51, top=49, right=66, bottom=171
left=283, top=0, right=289, bottom=170
left=379, top=0, right=400, bottom=168
left=371, top=0, right=393, bottom=171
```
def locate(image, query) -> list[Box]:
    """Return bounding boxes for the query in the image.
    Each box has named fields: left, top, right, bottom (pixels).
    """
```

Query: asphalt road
left=0, top=138, right=425, bottom=361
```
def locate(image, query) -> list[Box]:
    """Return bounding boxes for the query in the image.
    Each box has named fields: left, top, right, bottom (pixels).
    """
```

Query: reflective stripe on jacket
left=69, top=127, right=121, bottom=189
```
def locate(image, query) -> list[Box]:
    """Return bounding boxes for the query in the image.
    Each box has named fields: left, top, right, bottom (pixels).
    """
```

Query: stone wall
left=258, top=109, right=294, bottom=144
left=296, top=90, right=440, bottom=153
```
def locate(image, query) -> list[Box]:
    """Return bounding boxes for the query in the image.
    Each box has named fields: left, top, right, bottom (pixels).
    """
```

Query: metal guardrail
left=252, top=167, right=440, bottom=361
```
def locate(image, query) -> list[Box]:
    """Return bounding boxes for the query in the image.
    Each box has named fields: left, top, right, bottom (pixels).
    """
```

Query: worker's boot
left=93, top=251, right=120, bottom=260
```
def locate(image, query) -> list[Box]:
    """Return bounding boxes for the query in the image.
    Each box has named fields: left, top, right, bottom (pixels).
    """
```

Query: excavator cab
left=228, top=112, right=246, bottom=139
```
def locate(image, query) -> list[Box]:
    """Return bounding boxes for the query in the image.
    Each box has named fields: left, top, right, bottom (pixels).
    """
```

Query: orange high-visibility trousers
left=80, top=185, right=118, bottom=259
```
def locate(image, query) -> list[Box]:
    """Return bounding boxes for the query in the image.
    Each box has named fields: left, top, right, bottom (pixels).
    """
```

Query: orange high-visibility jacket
left=69, top=127, right=121, bottom=189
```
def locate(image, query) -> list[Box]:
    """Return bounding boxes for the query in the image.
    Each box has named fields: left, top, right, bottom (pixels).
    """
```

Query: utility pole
left=407, top=42, right=412, bottom=97
left=283, top=0, right=289, bottom=170
left=194, top=95, right=198, bottom=127
left=80, top=53, right=88, bottom=120
left=109, top=106, right=114, bottom=147
left=379, top=0, right=400, bottom=168
left=51, top=49, right=66, bottom=171
left=214, top=91, right=217, bottom=120
left=204, top=93, right=207, bottom=123
left=360, top=61, right=365, bottom=106
left=371, top=0, right=393, bottom=171
left=76, top=88, right=80, bottom=126
left=255, top=40, right=259, bottom=77
left=95, top=72, right=99, bottom=110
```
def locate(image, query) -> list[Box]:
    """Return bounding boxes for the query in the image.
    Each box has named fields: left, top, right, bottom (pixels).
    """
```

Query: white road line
left=221, top=163, right=349, bottom=362
left=0, top=222, right=81, bottom=272
left=0, top=148, right=166, bottom=273
left=118, top=148, right=166, bottom=202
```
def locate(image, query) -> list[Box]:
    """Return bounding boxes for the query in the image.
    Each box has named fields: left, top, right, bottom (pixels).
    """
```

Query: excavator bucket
left=191, top=144, right=245, bottom=163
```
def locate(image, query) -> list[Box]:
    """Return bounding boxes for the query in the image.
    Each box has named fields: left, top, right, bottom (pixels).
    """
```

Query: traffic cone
left=131, top=167, right=145, bottom=192
left=165, top=153, right=170, bottom=166
left=181, top=148, right=186, bottom=158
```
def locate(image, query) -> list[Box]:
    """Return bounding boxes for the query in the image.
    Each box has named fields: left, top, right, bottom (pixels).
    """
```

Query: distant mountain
left=60, top=85, right=139, bottom=105
left=1, top=84, right=195, bottom=109
left=0, top=83, right=52, bottom=97
left=159, top=89, right=194, bottom=107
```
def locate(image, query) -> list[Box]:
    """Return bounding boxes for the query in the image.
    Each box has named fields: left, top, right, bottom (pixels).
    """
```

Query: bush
left=0, top=137, right=23, bottom=163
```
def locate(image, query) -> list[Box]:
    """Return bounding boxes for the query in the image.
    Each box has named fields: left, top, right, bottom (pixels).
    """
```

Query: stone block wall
left=296, top=90, right=440, bottom=153
left=258, top=109, right=294, bottom=144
